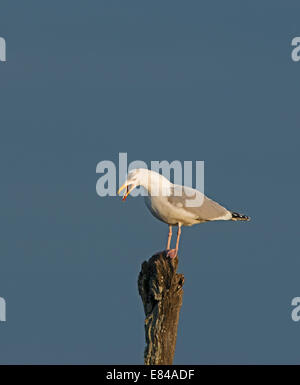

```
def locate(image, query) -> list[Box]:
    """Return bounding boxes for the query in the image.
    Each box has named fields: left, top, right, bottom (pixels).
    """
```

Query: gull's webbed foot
left=166, top=249, right=177, bottom=259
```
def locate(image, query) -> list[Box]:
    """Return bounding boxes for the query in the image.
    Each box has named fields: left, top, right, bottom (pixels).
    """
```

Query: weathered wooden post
left=138, top=251, right=184, bottom=365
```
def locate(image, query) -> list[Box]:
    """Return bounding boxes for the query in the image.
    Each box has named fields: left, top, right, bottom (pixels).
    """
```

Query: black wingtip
left=231, top=211, right=250, bottom=221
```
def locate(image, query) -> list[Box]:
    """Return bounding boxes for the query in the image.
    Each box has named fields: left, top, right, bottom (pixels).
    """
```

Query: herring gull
left=118, top=168, right=250, bottom=258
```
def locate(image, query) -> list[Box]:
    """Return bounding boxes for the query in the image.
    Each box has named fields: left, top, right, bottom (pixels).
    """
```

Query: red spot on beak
left=122, top=186, right=129, bottom=201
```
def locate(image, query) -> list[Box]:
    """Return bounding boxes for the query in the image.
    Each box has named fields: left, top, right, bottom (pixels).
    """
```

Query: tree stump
left=138, top=251, right=184, bottom=365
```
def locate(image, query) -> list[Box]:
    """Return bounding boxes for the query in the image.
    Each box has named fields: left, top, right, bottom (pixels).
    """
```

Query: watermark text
left=291, top=37, right=300, bottom=62
left=96, top=153, right=204, bottom=207
left=0, top=296, right=6, bottom=322
left=0, top=37, right=6, bottom=62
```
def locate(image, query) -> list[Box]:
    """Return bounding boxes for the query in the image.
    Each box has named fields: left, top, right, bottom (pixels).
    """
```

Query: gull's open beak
left=118, top=183, right=135, bottom=201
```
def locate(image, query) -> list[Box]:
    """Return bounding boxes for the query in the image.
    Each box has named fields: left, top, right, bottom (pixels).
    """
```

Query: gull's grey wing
left=167, top=185, right=231, bottom=221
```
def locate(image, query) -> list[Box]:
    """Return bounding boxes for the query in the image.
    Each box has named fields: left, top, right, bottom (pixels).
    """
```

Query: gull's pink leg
left=166, top=225, right=172, bottom=250
left=167, top=224, right=182, bottom=259
left=175, top=224, right=182, bottom=254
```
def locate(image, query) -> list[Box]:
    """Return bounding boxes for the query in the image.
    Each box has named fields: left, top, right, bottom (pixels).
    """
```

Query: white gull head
left=118, top=168, right=171, bottom=200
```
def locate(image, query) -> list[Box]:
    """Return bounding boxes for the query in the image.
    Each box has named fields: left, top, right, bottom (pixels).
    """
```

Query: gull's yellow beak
left=118, top=183, right=135, bottom=201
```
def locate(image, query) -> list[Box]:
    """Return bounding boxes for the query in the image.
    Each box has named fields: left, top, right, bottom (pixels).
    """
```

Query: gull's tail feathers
left=231, top=211, right=250, bottom=221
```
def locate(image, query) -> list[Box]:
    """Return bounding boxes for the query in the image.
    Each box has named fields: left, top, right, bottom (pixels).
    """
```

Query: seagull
left=118, top=168, right=250, bottom=258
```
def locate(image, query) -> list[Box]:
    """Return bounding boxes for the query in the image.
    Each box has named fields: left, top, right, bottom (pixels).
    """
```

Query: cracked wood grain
left=138, top=251, right=184, bottom=365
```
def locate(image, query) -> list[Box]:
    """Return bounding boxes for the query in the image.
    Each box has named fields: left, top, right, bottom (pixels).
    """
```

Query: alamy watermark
left=0, top=37, right=6, bottom=62
left=96, top=153, right=204, bottom=206
left=291, top=297, right=300, bottom=322
left=291, top=37, right=300, bottom=62
left=0, top=296, right=6, bottom=322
